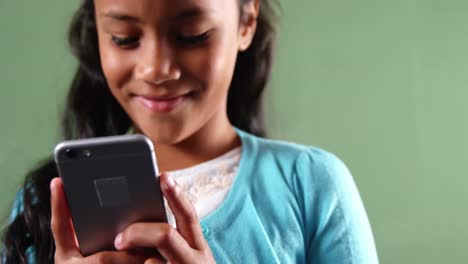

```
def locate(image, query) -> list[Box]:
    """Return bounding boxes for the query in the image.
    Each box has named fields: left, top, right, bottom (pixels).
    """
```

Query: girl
left=1, top=0, right=378, bottom=263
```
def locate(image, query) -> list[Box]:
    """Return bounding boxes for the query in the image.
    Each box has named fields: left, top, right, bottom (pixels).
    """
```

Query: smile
left=134, top=93, right=190, bottom=113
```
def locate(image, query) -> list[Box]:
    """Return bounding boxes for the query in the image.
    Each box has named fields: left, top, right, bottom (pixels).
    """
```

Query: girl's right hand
left=50, top=177, right=146, bottom=263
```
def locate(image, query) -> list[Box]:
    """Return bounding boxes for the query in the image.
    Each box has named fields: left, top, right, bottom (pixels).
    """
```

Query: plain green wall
left=1, top=0, right=468, bottom=263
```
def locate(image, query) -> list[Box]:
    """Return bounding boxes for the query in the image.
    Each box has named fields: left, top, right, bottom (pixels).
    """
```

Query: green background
left=1, top=0, right=468, bottom=263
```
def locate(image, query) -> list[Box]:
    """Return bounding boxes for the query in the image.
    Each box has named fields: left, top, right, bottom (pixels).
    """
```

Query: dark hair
left=1, top=0, right=280, bottom=262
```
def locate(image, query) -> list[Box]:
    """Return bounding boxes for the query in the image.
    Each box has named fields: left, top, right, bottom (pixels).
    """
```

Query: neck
left=146, top=115, right=241, bottom=172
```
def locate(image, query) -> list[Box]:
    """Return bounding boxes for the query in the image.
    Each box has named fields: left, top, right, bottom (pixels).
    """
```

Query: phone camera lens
left=83, top=150, right=92, bottom=157
left=65, top=149, right=77, bottom=158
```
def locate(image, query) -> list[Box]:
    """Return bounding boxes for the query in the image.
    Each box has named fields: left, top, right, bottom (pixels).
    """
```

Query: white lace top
left=164, top=147, right=242, bottom=227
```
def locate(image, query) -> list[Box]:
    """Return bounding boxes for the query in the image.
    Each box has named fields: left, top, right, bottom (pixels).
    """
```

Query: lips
left=134, top=93, right=190, bottom=113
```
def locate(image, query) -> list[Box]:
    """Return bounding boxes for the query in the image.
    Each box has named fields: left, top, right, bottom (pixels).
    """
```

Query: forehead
left=94, top=0, right=235, bottom=20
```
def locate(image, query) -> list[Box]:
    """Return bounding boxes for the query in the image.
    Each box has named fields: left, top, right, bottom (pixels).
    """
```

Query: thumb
left=50, top=177, right=80, bottom=257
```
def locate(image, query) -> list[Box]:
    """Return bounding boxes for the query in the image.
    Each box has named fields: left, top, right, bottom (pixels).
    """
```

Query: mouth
left=133, top=92, right=193, bottom=113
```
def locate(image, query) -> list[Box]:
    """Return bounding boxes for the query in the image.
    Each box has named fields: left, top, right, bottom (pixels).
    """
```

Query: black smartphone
left=54, top=134, right=167, bottom=256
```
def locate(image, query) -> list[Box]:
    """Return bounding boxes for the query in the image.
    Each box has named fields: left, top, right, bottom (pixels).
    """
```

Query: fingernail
left=50, top=178, right=57, bottom=195
left=114, top=233, right=123, bottom=249
left=166, top=174, right=175, bottom=188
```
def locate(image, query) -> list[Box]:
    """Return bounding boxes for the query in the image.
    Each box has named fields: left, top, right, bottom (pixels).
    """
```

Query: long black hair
left=1, top=0, right=280, bottom=262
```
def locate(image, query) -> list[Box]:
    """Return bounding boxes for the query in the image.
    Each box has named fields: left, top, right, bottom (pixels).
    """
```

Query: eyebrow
left=173, top=7, right=207, bottom=21
left=101, top=11, right=142, bottom=24
left=100, top=7, right=212, bottom=24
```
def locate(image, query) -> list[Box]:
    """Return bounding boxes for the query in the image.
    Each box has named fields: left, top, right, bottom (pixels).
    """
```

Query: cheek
left=183, top=39, right=238, bottom=103
left=99, top=42, right=134, bottom=95
left=205, top=40, right=239, bottom=104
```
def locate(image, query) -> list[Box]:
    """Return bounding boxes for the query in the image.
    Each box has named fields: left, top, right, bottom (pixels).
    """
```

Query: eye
left=111, top=35, right=139, bottom=48
left=177, top=31, right=211, bottom=45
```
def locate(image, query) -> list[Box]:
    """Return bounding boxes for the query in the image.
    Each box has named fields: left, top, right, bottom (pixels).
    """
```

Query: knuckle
left=53, top=252, right=62, bottom=263
left=94, top=252, right=110, bottom=264
left=199, top=242, right=210, bottom=252
left=162, top=224, right=177, bottom=244
left=184, top=206, right=199, bottom=223
left=50, top=218, right=60, bottom=234
left=195, top=245, right=215, bottom=262
left=171, top=184, right=182, bottom=198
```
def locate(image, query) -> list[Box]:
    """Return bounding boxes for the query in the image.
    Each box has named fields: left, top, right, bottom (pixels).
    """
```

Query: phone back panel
left=54, top=135, right=167, bottom=256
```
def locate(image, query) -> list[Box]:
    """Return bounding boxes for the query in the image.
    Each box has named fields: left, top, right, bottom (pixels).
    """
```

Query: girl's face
left=94, top=0, right=258, bottom=144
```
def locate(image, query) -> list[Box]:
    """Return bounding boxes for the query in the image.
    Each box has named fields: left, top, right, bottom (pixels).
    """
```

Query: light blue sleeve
left=295, top=149, right=379, bottom=263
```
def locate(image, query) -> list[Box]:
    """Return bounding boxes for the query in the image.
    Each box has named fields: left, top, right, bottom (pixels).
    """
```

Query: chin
left=139, top=123, right=189, bottom=145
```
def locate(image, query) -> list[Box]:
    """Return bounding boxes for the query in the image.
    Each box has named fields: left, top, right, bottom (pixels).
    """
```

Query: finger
left=114, top=222, right=191, bottom=263
left=145, top=258, right=165, bottom=264
left=159, top=173, right=206, bottom=250
left=86, top=251, right=147, bottom=264
left=50, top=177, right=80, bottom=257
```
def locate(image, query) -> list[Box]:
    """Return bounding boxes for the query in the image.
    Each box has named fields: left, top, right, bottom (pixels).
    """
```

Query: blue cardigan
left=9, top=129, right=378, bottom=263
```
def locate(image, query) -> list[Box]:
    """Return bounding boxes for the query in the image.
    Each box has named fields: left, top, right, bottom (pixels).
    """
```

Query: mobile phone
left=54, top=134, right=167, bottom=256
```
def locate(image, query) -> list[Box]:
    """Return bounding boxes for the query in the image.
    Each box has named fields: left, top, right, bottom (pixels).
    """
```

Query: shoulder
left=239, top=129, right=348, bottom=181
left=237, top=131, right=378, bottom=262
left=239, top=130, right=357, bottom=207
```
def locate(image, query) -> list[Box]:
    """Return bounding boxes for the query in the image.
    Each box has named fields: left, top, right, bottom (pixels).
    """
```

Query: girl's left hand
left=114, top=173, right=216, bottom=264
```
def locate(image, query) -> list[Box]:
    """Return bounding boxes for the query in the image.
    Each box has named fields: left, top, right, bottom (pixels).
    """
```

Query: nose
left=134, top=39, right=181, bottom=85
